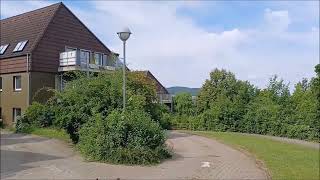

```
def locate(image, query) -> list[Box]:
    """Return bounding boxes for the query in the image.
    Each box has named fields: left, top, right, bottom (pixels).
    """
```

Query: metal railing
left=59, top=50, right=118, bottom=71
left=59, top=51, right=77, bottom=66
left=158, top=93, right=172, bottom=103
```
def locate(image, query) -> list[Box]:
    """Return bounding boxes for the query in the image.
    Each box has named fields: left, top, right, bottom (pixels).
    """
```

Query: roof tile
left=0, top=3, right=61, bottom=59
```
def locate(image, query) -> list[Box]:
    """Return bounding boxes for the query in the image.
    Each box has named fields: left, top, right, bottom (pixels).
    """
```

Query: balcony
left=157, top=93, right=172, bottom=104
left=58, top=50, right=121, bottom=72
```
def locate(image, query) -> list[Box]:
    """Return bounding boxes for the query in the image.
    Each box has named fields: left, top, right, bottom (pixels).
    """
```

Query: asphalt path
left=1, top=130, right=268, bottom=179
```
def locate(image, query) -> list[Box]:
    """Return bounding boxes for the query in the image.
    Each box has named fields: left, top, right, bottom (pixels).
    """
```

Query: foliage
left=172, top=65, right=319, bottom=141
left=16, top=116, right=34, bottom=133
left=17, top=70, right=172, bottom=164
left=170, top=115, right=203, bottom=130
left=195, top=68, right=257, bottom=131
left=51, top=71, right=162, bottom=143
left=243, top=90, right=281, bottom=135
left=78, top=109, right=171, bottom=165
left=174, top=92, right=194, bottom=116
left=16, top=102, right=55, bottom=132
left=197, top=68, right=256, bottom=114
left=159, top=112, right=172, bottom=130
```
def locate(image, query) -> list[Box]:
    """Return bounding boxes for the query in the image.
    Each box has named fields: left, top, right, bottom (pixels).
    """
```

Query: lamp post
left=117, top=27, right=131, bottom=112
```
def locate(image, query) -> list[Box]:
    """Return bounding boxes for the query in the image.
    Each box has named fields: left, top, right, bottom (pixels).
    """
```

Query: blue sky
left=1, top=0, right=319, bottom=89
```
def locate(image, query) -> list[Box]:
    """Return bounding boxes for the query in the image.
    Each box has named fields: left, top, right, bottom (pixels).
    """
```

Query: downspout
left=26, top=53, right=31, bottom=105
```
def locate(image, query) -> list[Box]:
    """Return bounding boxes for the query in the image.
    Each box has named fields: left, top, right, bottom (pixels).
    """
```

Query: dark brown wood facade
left=0, top=56, right=28, bottom=74
left=31, top=3, right=111, bottom=73
left=0, top=2, right=111, bottom=74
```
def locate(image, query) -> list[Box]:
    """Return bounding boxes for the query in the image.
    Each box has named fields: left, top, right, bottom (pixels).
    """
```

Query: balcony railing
left=60, top=51, right=77, bottom=66
left=157, top=93, right=172, bottom=103
left=59, top=50, right=121, bottom=72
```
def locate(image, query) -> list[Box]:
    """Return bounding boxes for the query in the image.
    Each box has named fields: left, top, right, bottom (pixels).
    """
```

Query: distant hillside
left=167, top=86, right=200, bottom=96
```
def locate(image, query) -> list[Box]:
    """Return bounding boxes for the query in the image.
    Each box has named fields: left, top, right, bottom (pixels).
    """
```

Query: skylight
left=0, top=44, right=9, bottom=55
left=13, top=40, right=28, bottom=52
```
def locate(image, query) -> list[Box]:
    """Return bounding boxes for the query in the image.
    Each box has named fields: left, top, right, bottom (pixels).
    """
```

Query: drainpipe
left=26, top=53, right=31, bottom=105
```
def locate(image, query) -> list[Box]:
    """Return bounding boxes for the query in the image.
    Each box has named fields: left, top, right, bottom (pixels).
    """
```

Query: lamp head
left=117, top=27, right=132, bottom=42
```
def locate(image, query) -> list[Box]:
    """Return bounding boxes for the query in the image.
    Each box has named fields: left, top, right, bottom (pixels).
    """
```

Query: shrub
left=286, top=125, right=312, bottom=140
left=52, top=71, right=161, bottom=143
left=15, top=102, right=55, bottom=133
left=22, top=102, right=45, bottom=126
left=78, top=109, right=171, bottom=165
left=174, top=92, right=194, bottom=116
left=15, top=116, right=34, bottom=133
left=159, top=112, right=172, bottom=130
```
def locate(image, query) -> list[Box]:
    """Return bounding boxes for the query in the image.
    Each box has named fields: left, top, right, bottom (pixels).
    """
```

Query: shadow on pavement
left=0, top=133, right=48, bottom=146
left=0, top=149, right=62, bottom=179
left=167, top=131, right=192, bottom=140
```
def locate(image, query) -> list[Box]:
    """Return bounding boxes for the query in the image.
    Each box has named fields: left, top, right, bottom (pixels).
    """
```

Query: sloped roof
left=137, top=70, right=169, bottom=94
left=0, top=2, right=112, bottom=59
left=0, top=3, right=61, bottom=59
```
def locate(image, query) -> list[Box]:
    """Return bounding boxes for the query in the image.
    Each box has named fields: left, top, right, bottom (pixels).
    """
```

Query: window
left=13, top=76, right=21, bottom=91
left=0, top=44, right=9, bottom=54
left=80, top=50, right=90, bottom=65
left=13, top=40, right=28, bottom=52
left=13, top=108, right=21, bottom=122
left=94, top=53, right=103, bottom=65
left=103, top=54, right=107, bottom=66
left=65, top=47, right=77, bottom=52
left=0, top=77, right=2, bottom=91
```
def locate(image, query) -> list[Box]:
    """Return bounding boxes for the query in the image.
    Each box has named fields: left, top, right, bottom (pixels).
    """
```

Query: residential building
left=0, top=2, right=118, bottom=126
left=137, top=71, right=172, bottom=110
left=0, top=2, right=171, bottom=126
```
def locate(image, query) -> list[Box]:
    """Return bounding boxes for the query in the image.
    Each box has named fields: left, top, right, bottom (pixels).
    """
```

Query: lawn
left=187, top=131, right=319, bottom=180
left=26, top=127, right=70, bottom=142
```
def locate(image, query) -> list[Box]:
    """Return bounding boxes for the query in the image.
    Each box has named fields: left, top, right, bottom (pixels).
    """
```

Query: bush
left=286, top=125, right=312, bottom=140
left=15, top=102, right=55, bottom=133
left=159, top=112, right=172, bottom=130
left=52, top=71, right=161, bottom=143
left=78, top=109, right=171, bottom=165
left=15, top=116, right=34, bottom=133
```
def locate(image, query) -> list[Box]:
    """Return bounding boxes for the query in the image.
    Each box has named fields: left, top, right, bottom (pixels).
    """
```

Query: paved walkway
left=1, top=130, right=268, bottom=179
left=244, top=133, right=319, bottom=149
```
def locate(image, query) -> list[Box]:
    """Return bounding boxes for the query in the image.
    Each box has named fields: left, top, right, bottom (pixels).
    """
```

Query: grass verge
left=2, top=126, right=70, bottom=143
left=186, top=131, right=319, bottom=180
left=30, top=127, right=70, bottom=142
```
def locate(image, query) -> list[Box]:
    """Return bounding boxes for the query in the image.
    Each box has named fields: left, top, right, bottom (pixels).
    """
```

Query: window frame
left=13, top=40, right=28, bottom=52
left=79, top=49, right=91, bottom=65
left=0, top=44, right=9, bottom=54
left=13, top=76, right=22, bottom=91
left=94, top=52, right=103, bottom=66
left=65, top=46, right=77, bottom=52
left=103, top=54, right=108, bottom=66
left=13, top=108, right=21, bottom=123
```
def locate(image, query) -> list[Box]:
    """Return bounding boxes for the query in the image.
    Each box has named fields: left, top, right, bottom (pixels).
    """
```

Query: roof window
left=0, top=44, right=9, bottom=54
left=13, top=40, right=28, bottom=52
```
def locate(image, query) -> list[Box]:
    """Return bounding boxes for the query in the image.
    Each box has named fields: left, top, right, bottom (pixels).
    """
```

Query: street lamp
left=117, top=27, right=131, bottom=112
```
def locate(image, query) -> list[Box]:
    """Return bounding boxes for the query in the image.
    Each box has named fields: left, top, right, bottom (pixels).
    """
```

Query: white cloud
left=71, top=1, right=248, bottom=87
left=1, top=1, right=318, bottom=90
left=0, top=0, right=52, bottom=19
left=264, top=8, right=291, bottom=32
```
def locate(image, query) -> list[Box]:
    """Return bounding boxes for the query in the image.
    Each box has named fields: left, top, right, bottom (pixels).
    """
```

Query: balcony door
left=80, top=50, right=90, bottom=67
